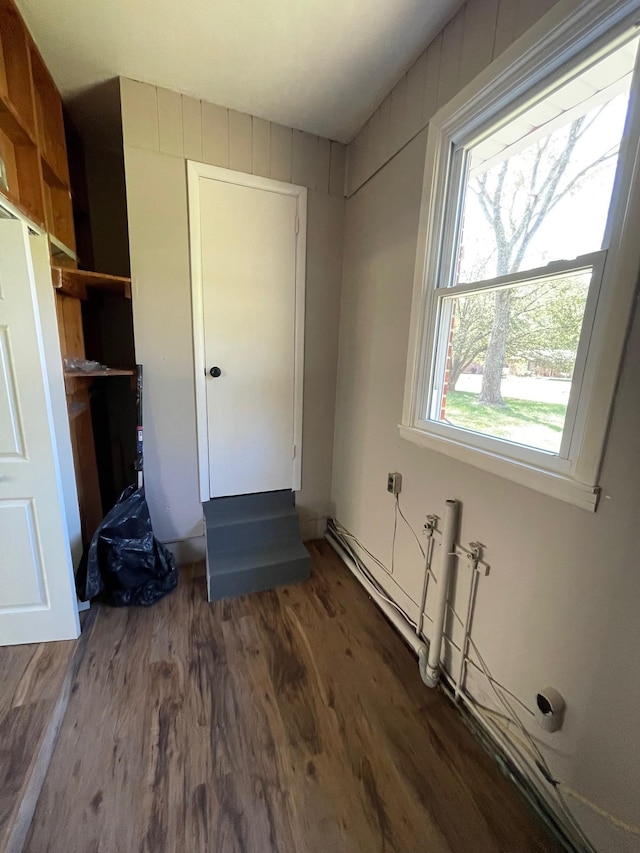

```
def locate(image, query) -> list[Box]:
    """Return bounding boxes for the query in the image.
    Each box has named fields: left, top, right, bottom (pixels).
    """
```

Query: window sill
left=398, top=424, right=600, bottom=511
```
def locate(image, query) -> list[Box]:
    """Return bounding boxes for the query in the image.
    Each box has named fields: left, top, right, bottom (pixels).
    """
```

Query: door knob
left=209, top=366, right=222, bottom=378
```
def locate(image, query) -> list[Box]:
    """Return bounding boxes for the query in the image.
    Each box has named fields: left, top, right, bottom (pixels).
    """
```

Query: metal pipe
left=455, top=569, right=478, bottom=702
left=423, top=499, right=458, bottom=687
left=325, top=529, right=427, bottom=658
left=416, top=520, right=435, bottom=639
left=416, top=553, right=430, bottom=640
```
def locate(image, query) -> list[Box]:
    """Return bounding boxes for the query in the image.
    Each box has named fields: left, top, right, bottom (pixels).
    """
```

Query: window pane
left=432, top=271, right=591, bottom=453
left=454, top=36, right=638, bottom=286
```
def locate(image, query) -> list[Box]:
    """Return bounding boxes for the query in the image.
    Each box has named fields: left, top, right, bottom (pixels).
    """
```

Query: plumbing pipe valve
left=424, top=515, right=438, bottom=537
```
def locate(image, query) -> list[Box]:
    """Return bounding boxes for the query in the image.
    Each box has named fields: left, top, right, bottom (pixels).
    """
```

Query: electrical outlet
left=387, top=472, right=402, bottom=495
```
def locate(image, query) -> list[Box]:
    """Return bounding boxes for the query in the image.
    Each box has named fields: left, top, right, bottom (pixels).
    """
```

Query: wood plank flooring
left=24, top=541, right=560, bottom=852
left=0, top=636, right=75, bottom=853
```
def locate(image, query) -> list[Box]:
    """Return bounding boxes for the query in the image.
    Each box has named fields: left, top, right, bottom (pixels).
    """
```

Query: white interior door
left=0, top=220, right=80, bottom=645
left=190, top=166, right=306, bottom=499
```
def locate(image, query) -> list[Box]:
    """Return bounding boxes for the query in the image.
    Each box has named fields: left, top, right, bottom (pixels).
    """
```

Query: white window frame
left=401, top=0, right=640, bottom=511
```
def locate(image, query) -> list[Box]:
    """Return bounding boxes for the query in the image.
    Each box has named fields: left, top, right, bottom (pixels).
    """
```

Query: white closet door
left=0, top=220, right=79, bottom=645
left=196, top=172, right=302, bottom=497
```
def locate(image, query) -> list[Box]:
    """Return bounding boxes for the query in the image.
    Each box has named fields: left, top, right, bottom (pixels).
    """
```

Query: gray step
left=204, top=490, right=294, bottom=526
left=207, top=541, right=310, bottom=600
left=207, top=512, right=300, bottom=554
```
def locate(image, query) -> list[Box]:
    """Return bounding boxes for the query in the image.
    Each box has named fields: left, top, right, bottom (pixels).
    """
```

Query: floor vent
left=203, top=490, right=310, bottom=601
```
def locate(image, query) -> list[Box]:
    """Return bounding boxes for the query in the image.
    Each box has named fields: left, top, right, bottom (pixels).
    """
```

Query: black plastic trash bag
left=76, top=485, right=178, bottom=607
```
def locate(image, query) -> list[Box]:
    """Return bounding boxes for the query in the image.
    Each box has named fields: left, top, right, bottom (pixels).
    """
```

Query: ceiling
left=15, top=0, right=463, bottom=145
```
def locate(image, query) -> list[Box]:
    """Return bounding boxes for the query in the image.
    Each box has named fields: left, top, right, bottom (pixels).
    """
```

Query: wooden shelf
left=49, top=234, right=77, bottom=265
left=64, top=368, right=135, bottom=378
left=51, top=266, right=132, bottom=300
left=0, top=103, right=44, bottom=226
left=43, top=182, right=74, bottom=250
left=0, top=91, right=35, bottom=145
left=0, top=183, right=44, bottom=230
left=29, top=43, right=69, bottom=186
left=41, top=151, right=67, bottom=189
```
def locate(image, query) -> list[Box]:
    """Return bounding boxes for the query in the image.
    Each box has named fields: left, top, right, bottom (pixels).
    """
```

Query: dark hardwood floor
left=0, top=634, right=75, bottom=853
left=24, top=541, right=559, bottom=852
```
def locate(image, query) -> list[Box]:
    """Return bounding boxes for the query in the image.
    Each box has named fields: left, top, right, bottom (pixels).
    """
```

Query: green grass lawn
left=444, top=390, right=568, bottom=453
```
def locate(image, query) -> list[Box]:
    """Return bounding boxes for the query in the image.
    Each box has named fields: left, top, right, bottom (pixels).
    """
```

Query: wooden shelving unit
left=51, top=266, right=132, bottom=300
left=0, top=0, right=75, bottom=250
left=0, top=0, right=136, bottom=548
left=53, top=266, right=136, bottom=543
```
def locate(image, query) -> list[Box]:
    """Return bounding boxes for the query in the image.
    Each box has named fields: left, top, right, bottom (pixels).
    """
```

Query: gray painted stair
left=204, top=491, right=310, bottom=601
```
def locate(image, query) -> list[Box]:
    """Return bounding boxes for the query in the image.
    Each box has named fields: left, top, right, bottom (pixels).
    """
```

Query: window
left=402, top=5, right=640, bottom=510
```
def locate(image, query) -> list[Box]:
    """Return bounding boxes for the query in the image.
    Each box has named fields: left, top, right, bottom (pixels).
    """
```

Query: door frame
left=187, top=161, right=307, bottom=502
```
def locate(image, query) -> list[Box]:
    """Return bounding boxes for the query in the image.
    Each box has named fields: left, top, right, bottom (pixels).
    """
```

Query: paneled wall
left=121, top=79, right=345, bottom=553
left=121, top=80, right=345, bottom=197
left=345, top=0, right=558, bottom=197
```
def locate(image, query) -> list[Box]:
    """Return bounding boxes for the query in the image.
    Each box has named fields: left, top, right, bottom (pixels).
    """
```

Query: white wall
left=121, top=79, right=345, bottom=555
left=332, top=1, right=640, bottom=850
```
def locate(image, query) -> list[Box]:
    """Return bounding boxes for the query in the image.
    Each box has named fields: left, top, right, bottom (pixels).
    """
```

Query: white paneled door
left=189, top=164, right=306, bottom=499
left=0, top=221, right=79, bottom=645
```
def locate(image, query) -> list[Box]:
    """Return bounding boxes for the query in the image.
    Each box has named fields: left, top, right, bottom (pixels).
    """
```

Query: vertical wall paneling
left=300, top=193, right=345, bottom=527
left=123, top=146, right=204, bottom=545
left=270, top=123, right=293, bottom=182
left=122, top=80, right=344, bottom=194
left=406, top=51, right=428, bottom=142
left=515, top=0, right=557, bottom=42
left=437, top=9, right=465, bottom=110
left=292, top=130, right=318, bottom=188
left=120, top=79, right=159, bottom=152
left=336, top=0, right=571, bottom=198
left=422, top=34, right=442, bottom=128
left=157, top=87, right=183, bottom=158
left=493, top=0, right=520, bottom=59
left=378, top=93, right=393, bottom=169
left=228, top=110, right=252, bottom=173
left=182, top=96, right=203, bottom=161
left=389, top=73, right=409, bottom=155
left=251, top=117, right=271, bottom=177
left=345, top=133, right=359, bottom=197
left=354, top=119, right=372, bottom=191
left=367, top=109, right=383, bottom=174
left=316, top=137, right=331, bottom=193
left=459, top=0, right=499, bottom=90
left=329, top=142, right=345, bottom=197
left=202, top=102, right=229, bottom=168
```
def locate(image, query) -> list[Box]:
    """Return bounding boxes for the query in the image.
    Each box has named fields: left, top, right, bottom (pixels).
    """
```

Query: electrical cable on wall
left=396, top=494, right=425, bottom=557
left=391, top=498, right=398, bottom=574
left=330, top=519, right=418, bottom=629
left=328, top=515, right=640, bottom=846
